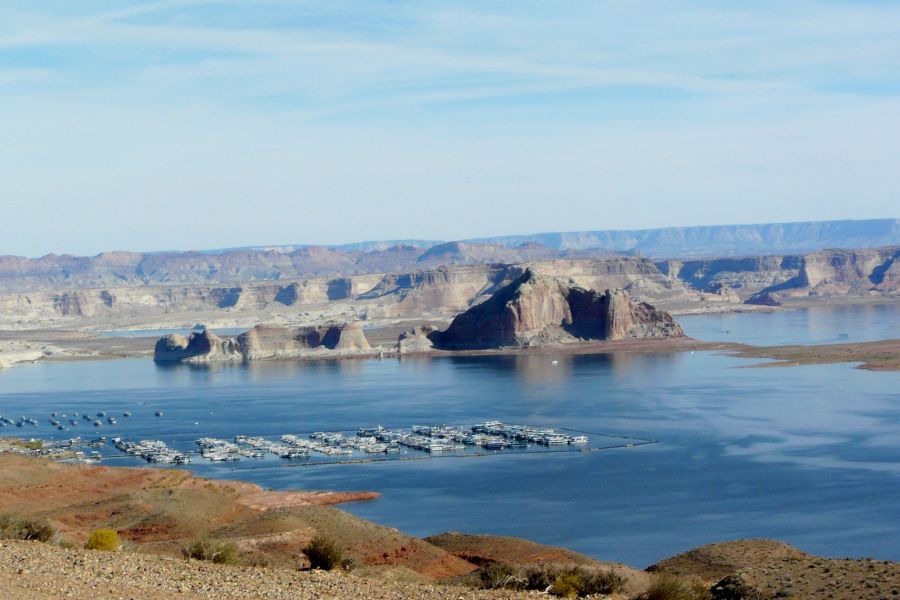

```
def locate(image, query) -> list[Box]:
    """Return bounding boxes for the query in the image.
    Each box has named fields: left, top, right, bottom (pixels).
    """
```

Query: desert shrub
left=85, top=528, right=119, bottom=552
left=0, top=513, right=54, bottom=542
left=636, top=575, right=712, bottom=600
left=303, top=535, right=345, bottom=571
left=551, top=573, right=583, bottom=598
left=479, top=561, right=523, bottom=589
left=690, top=582, right=713, bottom=600
left=710, top=575, right=767, bottom=600
left=183, top=537, right=241, bottom=565
left=239, top=549, right=270, bottom=568
left=339, top=555, right=356, bottom=572
left=518, top=564, right=625, bottom=596
left=524, top=564, right=563, bottom=591
left=577, top=567, right=626, bottom=595
left=12, top=440, right=43, bottom=450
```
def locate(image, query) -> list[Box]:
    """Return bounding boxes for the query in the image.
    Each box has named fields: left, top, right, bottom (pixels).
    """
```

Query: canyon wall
left=2, top=248, right=897, bottom=330
left=6, top=219, right=897, bottom=293
left=750, top=246, right=900, bottom=301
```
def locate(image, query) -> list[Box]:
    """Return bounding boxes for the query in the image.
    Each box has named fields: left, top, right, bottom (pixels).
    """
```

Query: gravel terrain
left=0, top=540, right=538, bottom=600
left=651, top=539, right=900, bottom=600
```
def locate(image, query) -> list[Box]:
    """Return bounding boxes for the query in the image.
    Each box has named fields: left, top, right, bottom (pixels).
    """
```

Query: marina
left=1, top=414, right=653, bottom=467
left=1, top=305, right=898, bottom=567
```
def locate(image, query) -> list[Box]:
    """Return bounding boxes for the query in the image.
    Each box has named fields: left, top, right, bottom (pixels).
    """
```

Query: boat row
left=0, top=416, right=39, bottom=428
left=112, top=437, right=190, bottom=464
left=1, top=410, right=142, bottom=432
left=471, top=421, right=589, bottom=446
left=363, top=422, right=590, bottom=450
left=7, top=420, right=592, bottom=466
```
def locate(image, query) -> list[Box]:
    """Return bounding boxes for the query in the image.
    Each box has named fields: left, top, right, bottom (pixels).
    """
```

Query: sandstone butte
left=154, top=322, right=371, bottom=363
left=429, top=269, right=684, bottom=350
left=153, top=270, right=683, bottom=363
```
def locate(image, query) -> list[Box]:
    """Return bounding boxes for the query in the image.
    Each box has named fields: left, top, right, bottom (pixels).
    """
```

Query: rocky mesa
left=427, top=269, right=684, bottom=350
left=154, top=323, right=371, bottom=363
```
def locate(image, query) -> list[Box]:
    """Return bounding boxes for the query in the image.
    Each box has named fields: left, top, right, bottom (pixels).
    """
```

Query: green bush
left=85, top=529, right=119, bottom=552
left=637, top=575, right=712, bottom=600
left=0, top=513, right=54, bottom=542
left=551, top=573, right=583, bottom=598
left=183, top=538, right=241, bottom=565
left=303, top=535, right=345, bottom=571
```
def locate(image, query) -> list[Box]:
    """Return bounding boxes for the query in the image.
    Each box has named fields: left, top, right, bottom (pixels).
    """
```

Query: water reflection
left=513, top=354, right=574, bottom=383
left=154, top=356, right=371, bottom=382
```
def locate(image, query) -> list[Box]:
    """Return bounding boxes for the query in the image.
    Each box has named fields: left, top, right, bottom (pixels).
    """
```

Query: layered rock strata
left=154, top=323, right=370, bottom=363
left=428, top=270, right=683, bottom=350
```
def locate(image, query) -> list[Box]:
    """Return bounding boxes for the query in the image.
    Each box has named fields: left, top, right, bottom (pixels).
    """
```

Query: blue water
left=680, top=303, right=900, bottom=346
left=1, top=305, right=899, bottom=567
left=99, top=327, right=247, bottom=338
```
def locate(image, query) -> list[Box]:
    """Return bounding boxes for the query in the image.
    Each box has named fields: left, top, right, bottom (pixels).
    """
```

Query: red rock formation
left=431, top=270, right=683, bottom=350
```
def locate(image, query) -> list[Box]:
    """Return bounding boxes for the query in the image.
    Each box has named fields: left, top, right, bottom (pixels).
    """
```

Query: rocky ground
left=0, top=540, right=538, bottom=600
left=0, top=339, right=58, bottom=368
left=651, top=539, right=900, bottom=599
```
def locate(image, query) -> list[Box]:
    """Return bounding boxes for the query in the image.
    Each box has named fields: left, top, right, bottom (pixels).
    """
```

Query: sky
left=1, top=1, right=899, bottom=257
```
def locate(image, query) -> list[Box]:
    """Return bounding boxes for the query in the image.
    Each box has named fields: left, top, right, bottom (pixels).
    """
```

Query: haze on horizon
left=2, top=1, right=900, bottom=257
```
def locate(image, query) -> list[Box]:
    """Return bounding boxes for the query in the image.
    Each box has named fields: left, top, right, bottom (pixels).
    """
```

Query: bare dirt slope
left=0, top=454, right=474, bottom=579
left=650, top=539, right=900, bottom=599
left=426, top=532, right=653, bottom=594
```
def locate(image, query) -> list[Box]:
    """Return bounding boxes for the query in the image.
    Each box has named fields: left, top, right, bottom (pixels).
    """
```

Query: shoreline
left=5, top=332, right=900, bottom=372
left=727, top=338, right=900, bottom=371
left=0, top=452, right=896, bottom=600
left=3, top=295, right=899, bottom=371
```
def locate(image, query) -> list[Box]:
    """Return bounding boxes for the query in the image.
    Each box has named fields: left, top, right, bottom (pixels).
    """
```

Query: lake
left=1, top=304, right=899, bottom=567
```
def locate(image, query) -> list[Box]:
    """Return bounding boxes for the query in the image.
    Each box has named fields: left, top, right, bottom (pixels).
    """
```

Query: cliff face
left=153, top=330, right=241, bottom=363
left=236, top=323, right=370, bottom=360
left=755, top=246, right=900, bottom=300
left=153, top=323, right=370, bottom=363
left=2, top=219, right=898, bottom=293
left=4, top=248, right=898, bottom=331
left=397, top=325, right=439, bottom=354
left=0, top=242, right=571, bottom=292
left=430, top=270, right=683, bottom=350
left=658, top=256, right=803, bottom=293
left=470, top=218, right=900, bottom=256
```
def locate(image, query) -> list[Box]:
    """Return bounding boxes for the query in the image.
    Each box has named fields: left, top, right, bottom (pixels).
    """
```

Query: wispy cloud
left=6, top=0, right=896, bottom=113
left=0, top=1, right=898, bottom=255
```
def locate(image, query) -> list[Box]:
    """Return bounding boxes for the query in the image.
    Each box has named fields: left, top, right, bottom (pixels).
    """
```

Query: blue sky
left=1, top=1, right=899, bottom=256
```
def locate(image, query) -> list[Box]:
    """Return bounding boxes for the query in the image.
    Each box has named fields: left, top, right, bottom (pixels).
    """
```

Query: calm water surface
left=1, top=305, right=899, bottom=567
left=679, top=303, right=900, bottom=345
